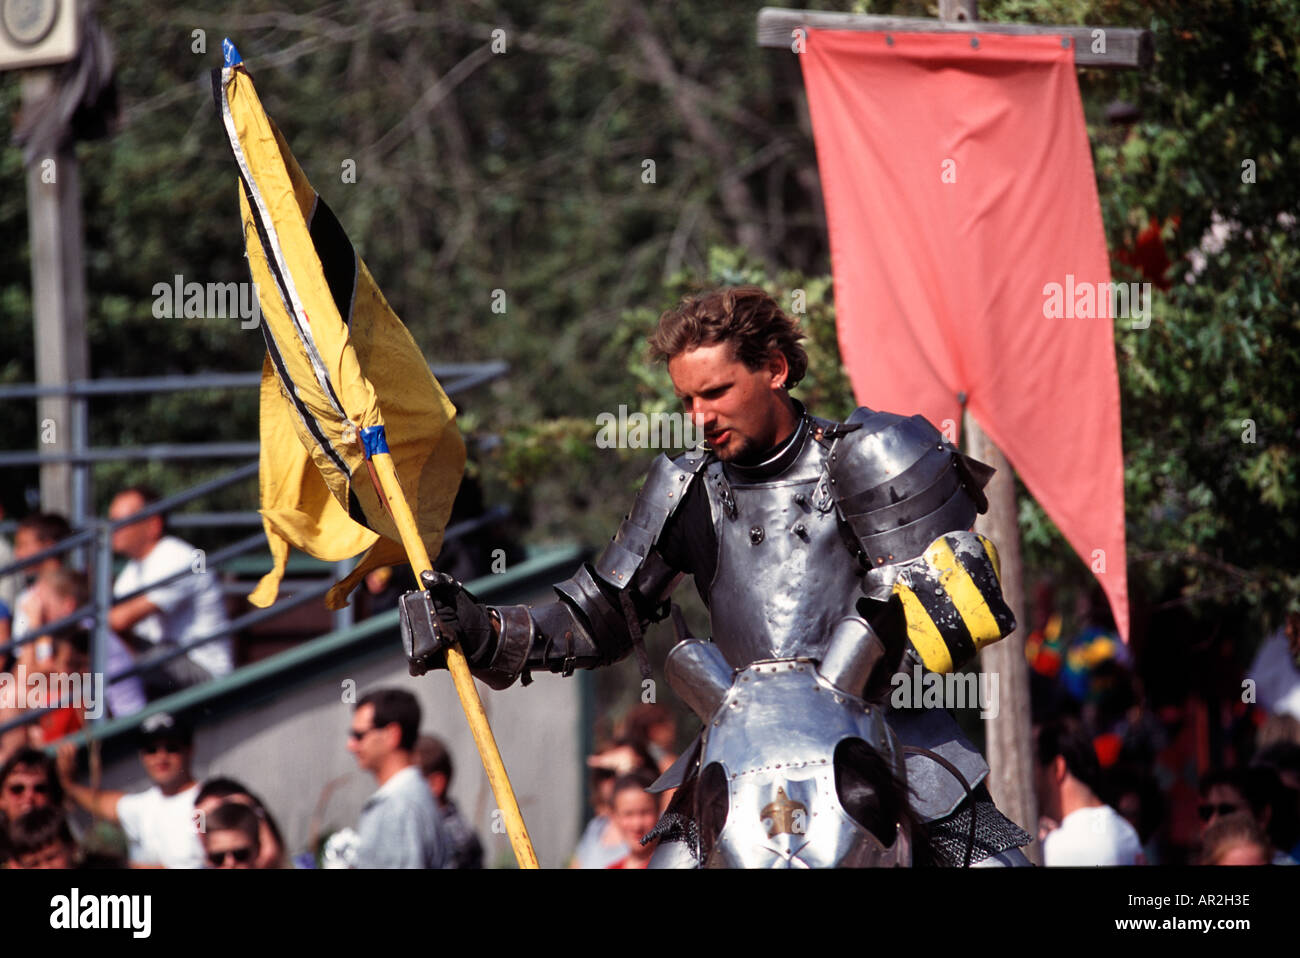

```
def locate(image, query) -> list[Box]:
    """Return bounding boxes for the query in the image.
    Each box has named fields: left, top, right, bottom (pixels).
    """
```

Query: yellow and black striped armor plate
left=893, top=531, right=1016, bottom=674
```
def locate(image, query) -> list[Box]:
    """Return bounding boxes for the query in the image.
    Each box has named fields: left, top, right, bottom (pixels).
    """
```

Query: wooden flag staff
left=360, top=424, right=539, bottom=869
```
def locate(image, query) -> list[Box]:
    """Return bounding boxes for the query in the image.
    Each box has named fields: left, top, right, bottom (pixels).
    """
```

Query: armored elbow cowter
left=477, top=451, right=708, bottom=689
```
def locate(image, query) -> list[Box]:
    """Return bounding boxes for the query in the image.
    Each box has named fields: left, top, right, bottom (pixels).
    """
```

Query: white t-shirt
left=115, top=782, right=204, bottom=868
left=113, top=536, right=233, bottom=678
left=0, top=535, right=20, bottom=612
left=11, top=584, right=36, bottom=650
left=103, top=629, right=147, bottom=718
left=1044, top=804, right=1145, bottom=866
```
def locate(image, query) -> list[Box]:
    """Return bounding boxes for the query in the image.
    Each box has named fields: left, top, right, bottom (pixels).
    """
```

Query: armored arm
left=828, top=408, right=1015, bottom=675
left=403, top=451, right=709, bottom=690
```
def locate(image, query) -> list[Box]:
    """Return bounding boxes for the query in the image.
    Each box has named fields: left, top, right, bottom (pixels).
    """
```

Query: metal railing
left=0, top=362, right=508, bottom=525
left=0, top=362, right=510, bottom=737
left=0, top=478, right=514, bottom=738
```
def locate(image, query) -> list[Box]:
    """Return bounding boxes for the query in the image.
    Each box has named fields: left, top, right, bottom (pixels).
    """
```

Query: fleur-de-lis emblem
left=761, top=787, right=808, bottom=837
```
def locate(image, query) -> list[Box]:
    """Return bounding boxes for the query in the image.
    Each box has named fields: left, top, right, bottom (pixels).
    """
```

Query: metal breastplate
left=702, top=428, right=865, bottom=668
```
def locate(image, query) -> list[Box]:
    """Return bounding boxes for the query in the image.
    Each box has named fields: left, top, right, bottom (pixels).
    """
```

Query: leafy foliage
left=1, top=0, right=1296, bottom=663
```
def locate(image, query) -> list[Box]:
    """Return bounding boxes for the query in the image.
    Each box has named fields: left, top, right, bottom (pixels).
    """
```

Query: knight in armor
left=400, top=286, right=1033, bottom=867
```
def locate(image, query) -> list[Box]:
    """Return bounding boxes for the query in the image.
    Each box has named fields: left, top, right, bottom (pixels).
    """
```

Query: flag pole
left=360, top=424, right=539, bottom=869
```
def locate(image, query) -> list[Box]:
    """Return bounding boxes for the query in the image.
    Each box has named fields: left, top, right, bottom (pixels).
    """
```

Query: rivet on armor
left=677, top=474, right=685, bottom=481
left=793, top=523, right=807, bottom=538
left=749, top=525, right=765, bottom=545
left=794, top=492, right=807, bottom=506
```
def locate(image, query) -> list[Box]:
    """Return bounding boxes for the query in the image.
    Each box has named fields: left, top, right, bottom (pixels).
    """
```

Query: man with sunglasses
left=57, top=711, right=204, bottom=868
left=348, top=688, right=446, bottom=869
left=200, top=802, right=262, bottom=869
left=0, top=746, right=63, bottom=829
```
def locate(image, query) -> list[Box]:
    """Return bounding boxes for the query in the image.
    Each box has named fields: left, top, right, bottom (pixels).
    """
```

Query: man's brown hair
left=15, top=513, right=72, bottom=548
left=415, top=734, right=453, bottom=785
left=40, top=567, right=89, bottom=606
left=7, top=806, right=75, bottom=858
left=205, top=802, right=262, bottom=849
left=647, top=286, right=808, bottom=388
left=1199, top=812, right=1271, bottom=865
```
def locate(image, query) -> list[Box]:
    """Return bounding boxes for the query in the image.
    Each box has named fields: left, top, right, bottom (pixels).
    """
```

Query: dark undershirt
left=653, top=475, right=716, bottom=607
left=651, top=408, right=812, bottom=608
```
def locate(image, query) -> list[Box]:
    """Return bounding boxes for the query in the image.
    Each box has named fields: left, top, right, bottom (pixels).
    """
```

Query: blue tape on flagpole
left=360, top=425, right=390, bottom=458
left=223, top=38, right=242, bottom=67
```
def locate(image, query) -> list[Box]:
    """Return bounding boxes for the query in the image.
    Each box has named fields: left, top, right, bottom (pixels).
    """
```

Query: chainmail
left=920, top=787, right=1033, bottom=866
left=642, top=811, right=700, bottom=861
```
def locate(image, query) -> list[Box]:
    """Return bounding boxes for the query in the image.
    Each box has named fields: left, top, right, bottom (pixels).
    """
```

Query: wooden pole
left=756, top=6, right=1153, bottom=68
left=965, top=410, right=1040, bottom=862
left=23, top=69, right=89, bottom=520
left=363, top=430, right=540, bottom=869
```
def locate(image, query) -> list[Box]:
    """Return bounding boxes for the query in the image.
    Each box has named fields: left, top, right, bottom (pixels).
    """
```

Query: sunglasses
left=141, top=741, right=186, bottom=755
left=1198, top=802, right=1242, bottom=821
left=349, top=727, right=378, bottom=741
left=207, top=846, right=256, bottom=866
left=6, top=782, right=50, bottom=796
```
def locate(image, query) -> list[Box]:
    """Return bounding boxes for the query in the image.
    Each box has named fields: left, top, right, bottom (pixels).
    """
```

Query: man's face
left=15, top=841, right=73, bottom=870
left=1, top=765, right=53, bottom=819
left=38, top=578, right=76, bottom=624
left=1199, top=784, right=1249, bottom=834
left=668, top=342, right=791, bottom=463
left=611, top=788, right=659, bottom=847
left=196, top=795, right=281, bottom=869
left=108, top=492, right=161, bottom=559
left=348, top=703, right=392, bottom=775
left=139, top=739, right=190, bottom=790
left=204, top=829, right=258, bottom=869
left=13, top=529, right=58, bottom=582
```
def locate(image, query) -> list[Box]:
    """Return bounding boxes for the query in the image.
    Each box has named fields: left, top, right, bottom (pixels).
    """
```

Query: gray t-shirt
left=355, top=765, right=447, bottom=869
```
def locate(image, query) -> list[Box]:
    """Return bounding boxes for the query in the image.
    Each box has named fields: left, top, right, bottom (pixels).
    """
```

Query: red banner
left=801, top=29, right=1129, bottom=640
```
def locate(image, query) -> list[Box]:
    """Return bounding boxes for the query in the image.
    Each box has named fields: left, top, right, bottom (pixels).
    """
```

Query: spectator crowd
left=2, top=492, right=1299, bottom=869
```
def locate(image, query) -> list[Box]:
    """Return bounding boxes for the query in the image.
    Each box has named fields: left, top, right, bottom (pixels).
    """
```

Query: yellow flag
left=213, top=42, right=465, bottom=610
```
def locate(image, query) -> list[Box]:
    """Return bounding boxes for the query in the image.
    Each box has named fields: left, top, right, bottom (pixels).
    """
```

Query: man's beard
left=725, top=435, right=767, bottom=464
left=710, top=431, right=761, bottom=463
